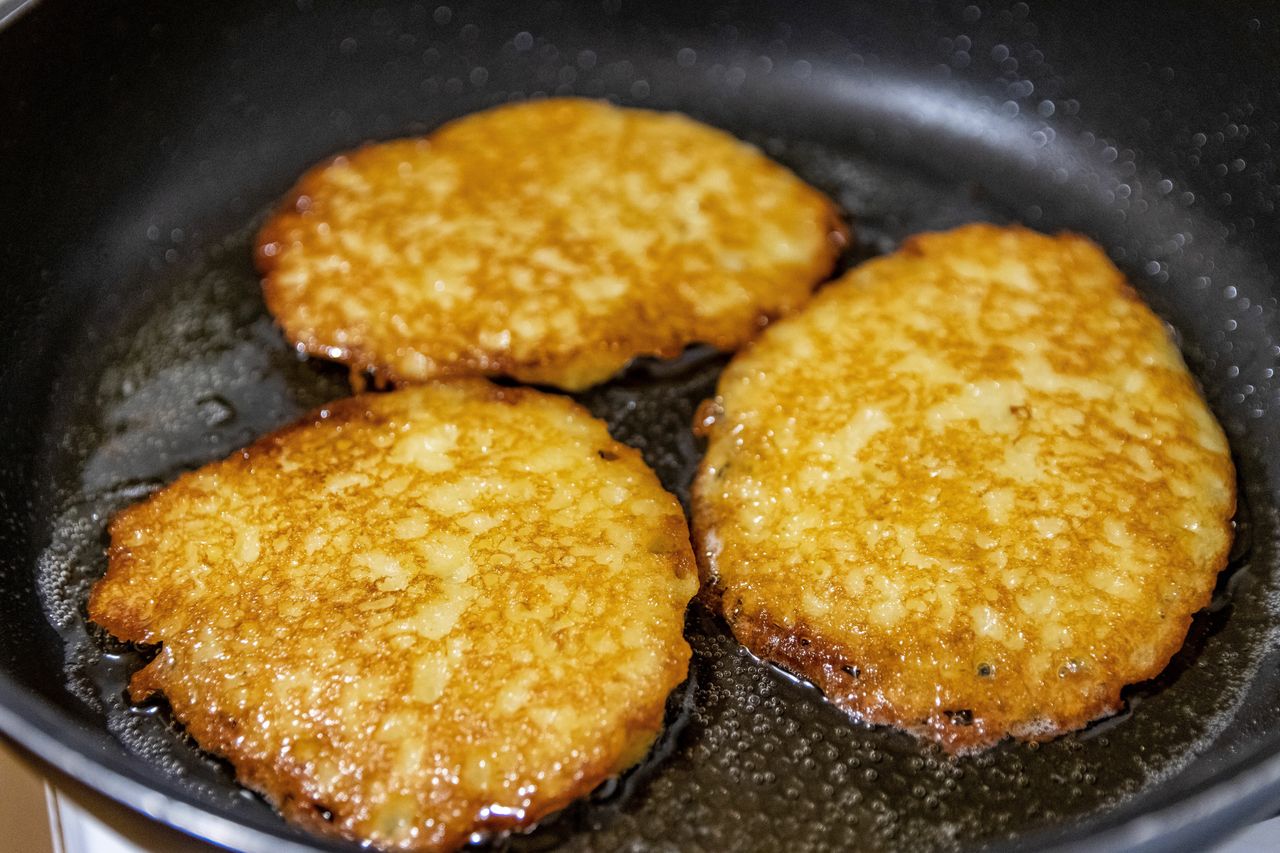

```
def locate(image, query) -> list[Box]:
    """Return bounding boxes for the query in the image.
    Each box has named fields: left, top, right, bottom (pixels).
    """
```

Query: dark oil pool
left=33, top=137, right=1280, bottom=852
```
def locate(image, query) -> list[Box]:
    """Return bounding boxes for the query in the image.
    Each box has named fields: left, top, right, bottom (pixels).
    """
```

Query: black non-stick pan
left=2, top=1, right=1279, bottom=851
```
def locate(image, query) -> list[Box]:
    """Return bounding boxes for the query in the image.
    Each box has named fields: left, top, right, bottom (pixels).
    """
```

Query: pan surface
left=1, top=1, right=1279, bottom=851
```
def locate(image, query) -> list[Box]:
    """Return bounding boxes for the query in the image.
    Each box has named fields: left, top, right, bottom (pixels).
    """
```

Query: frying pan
left=1, top=0, right=1278, bottom=850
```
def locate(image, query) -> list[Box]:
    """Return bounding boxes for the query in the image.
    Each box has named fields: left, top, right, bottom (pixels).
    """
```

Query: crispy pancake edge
left=253, top=98, right=849, bottom=391
left=690, top=224, right=1236, bottom=753
left=89, top=380, right=696, bottom=850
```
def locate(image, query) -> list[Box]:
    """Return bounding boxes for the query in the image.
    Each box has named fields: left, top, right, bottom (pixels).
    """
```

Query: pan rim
left=0, top=681, right=337, bottom=853
left=0, top=0, right=38, bottom=29
left=4, top=661, right=1280, bottom=852
left=2, top=1, right=1278, bottom=850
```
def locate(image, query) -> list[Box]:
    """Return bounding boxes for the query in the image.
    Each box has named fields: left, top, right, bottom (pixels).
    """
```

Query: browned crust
left=689, top=223, right=1237, bottom=754
left=692, top=440, right=1235, bottom=756
left=88, top=378, right=696, bottom=851
left=254, top=99, right=849, bottom=391
left=124, top=649, right=678, bottom=850
left=258, top=206, right=848, bottom=392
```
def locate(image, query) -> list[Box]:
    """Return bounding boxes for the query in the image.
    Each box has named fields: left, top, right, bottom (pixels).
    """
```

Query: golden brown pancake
left=89, top=380, right=698, bottom=851
left=692, top=224, right=1235, bottom=753
left=256, top=97, right=847, bottom=391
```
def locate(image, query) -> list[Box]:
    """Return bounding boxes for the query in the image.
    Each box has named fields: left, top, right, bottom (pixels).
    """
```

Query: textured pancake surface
left=89, top=381, right=697, bottom=851
left=692, top=224, right=1235, bottom=753
left=256, top=97, right=846, bottom=391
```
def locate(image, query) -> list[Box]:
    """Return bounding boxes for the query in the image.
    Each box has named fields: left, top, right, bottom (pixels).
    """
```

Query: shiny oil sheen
left=3, top=1, right=1280, bottom=852
left=32, top=138, right=1276, bottom=851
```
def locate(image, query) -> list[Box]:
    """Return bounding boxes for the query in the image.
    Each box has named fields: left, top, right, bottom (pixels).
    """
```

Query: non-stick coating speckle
left=31, top=133, right=1280, bottom=852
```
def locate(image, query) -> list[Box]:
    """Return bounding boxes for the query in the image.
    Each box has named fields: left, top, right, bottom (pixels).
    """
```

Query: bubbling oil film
left=34, top=137, right=1280, bottom=852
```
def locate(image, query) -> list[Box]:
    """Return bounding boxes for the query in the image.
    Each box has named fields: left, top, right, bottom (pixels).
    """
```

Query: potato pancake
left=89, top=380, right=698, bottom=850
left=256, top=97, right=846, bottom=391
left=692, top=224, right=1235, bottom=753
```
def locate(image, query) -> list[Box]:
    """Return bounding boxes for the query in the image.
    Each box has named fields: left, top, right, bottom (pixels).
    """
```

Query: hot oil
left=35, top=226, right=353, bottom=817
left=33, top=136, right=1280, bottom=852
